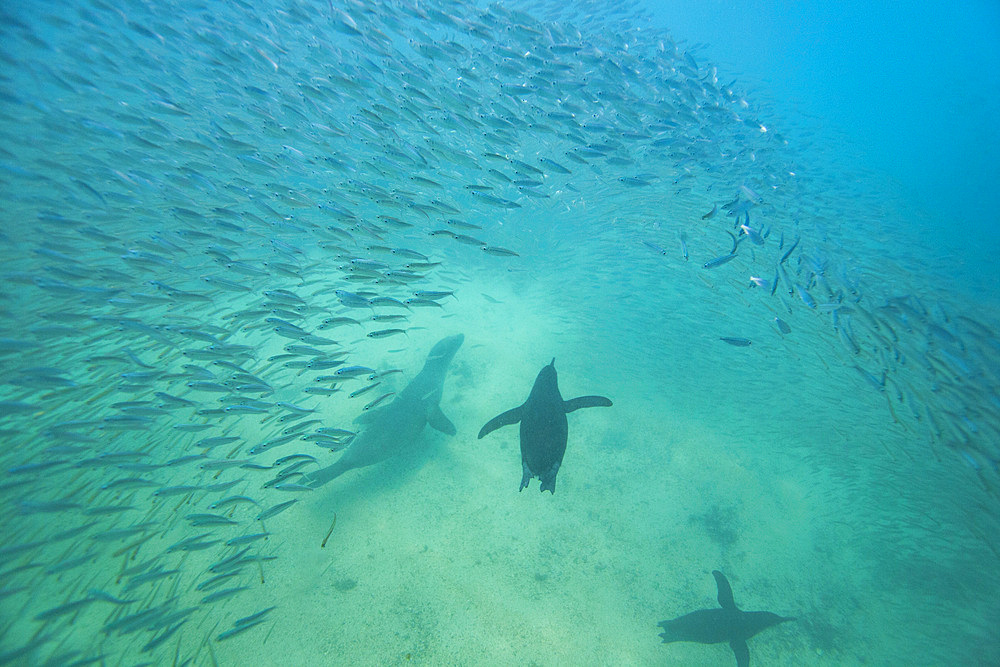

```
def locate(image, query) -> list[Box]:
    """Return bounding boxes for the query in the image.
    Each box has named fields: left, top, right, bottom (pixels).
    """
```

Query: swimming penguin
left=658, top=570, right=796, bottom=667
left=478, top=358, right=612, bottom=493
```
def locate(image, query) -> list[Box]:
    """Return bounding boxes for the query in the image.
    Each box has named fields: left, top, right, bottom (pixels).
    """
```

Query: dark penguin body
left=658, top=570, right=795, bottom=667
left=477, top=359, right=611, bottom=493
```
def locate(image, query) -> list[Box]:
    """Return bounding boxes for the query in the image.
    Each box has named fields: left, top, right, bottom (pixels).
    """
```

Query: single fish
left=719, top=337, right=752, bottom=347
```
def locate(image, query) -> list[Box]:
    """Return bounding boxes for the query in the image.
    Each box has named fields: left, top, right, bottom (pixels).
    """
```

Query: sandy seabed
left=205, top=289, right=934, bottom=667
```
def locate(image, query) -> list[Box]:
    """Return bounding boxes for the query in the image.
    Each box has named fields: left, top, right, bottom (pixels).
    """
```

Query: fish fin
left=427, top=405, right=456, bottom=436
left=713, top=570, right=737, bottom=610
left=730, top=639, right=750, bottom=667
left=478, top=405, right=523, bottom=439
left=563, top=395, right=613, bottom=412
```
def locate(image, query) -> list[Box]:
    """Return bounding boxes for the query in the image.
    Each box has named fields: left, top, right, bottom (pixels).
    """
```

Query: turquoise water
left=1, top=1, right=997, bottom=665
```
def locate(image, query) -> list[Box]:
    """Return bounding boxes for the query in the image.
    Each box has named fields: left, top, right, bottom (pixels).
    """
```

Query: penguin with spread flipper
left=478, top=358, right=611, bottom=493
left=658, top=570, right=796, bottom=667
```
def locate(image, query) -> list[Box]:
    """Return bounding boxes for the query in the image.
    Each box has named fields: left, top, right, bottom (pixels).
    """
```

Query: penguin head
left=533, top=358, right=559, bottom=394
